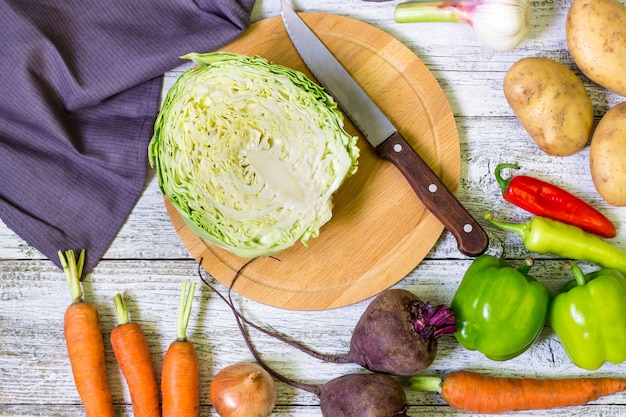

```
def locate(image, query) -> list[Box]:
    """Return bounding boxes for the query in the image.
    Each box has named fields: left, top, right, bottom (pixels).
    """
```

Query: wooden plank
left=3, top=0, right=626, bottom=415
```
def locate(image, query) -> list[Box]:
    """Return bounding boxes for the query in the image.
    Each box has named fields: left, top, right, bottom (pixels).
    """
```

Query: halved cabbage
left=149, top=52, right=359, bottom=258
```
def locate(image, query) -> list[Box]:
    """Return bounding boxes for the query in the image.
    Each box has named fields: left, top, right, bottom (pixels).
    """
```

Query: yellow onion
left=210, top=362, right=277, bottom=417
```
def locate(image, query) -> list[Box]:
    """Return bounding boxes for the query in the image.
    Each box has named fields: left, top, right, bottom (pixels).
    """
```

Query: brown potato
left=503, top=57, right=594, bottom=156
left=566, top=0, right=626, bottom=97
left=590, top=102, right=626, bottom=206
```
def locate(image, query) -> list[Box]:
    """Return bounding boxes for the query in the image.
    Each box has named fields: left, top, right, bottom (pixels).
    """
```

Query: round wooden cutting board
left=164, top=13, right=460, bottom=310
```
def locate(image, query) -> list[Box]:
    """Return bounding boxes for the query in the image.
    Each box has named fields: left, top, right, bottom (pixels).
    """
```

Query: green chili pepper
left=550, top=261, right=626, bottom=370
left=451, top=254, right=551, bottom=361
left=484, top=213, right=626, bottom=275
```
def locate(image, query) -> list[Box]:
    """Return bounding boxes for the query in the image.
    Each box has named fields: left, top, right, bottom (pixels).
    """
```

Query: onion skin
left=210, top=362, right=277, bottom=417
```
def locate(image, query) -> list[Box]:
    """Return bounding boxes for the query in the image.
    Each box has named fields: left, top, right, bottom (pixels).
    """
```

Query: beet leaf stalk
left=200, top=261, right=456, bottom=376
left=411, top=300, right=457, bottom=340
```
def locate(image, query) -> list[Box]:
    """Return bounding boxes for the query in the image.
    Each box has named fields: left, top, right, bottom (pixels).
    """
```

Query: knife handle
left=376, top=132, right=489, bottom=257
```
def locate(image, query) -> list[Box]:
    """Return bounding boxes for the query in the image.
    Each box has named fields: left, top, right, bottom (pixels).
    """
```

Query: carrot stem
left=409, top=375, right=444, bottom=393
left=113, top=293, right=130, bottom=326
left=58, top=249, right=86, bottom=304
left=176, top=281, right=196, bottom=340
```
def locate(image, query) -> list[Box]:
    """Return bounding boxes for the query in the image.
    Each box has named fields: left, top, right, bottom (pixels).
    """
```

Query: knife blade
left=280, top=1, right=488, bottom=256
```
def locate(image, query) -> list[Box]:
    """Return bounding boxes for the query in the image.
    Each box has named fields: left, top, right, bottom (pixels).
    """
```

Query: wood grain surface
left=3, top=0, right=626, bottom=416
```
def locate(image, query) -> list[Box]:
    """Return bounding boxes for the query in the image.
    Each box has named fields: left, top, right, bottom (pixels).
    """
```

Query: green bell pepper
left=550, top=261, right=626, bottom=370
left=451, top=254, right=551, bottom=360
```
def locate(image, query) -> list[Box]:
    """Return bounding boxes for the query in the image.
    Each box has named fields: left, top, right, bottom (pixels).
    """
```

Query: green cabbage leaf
left=149, top=52, right=359, bottom=258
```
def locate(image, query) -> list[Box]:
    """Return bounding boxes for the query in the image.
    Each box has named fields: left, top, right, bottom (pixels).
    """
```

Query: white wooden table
left=2, top=0, right=626, bottom=416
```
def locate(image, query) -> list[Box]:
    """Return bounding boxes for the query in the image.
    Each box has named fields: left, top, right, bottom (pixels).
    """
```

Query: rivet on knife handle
left=377, top=132, right=489, bottom=257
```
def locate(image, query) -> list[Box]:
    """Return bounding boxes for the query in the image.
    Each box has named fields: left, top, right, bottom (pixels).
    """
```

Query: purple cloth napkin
left=0, top=0, right=256, bottom=272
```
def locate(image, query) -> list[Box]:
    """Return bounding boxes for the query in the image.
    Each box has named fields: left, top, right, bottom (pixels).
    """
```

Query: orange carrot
left=161, top=281, right=200, bottom=417
left=59, top=249, right=115, bottom=417
left=410, top=370, right=626, bottom=414
left=111, top=293, right=161, bottom=417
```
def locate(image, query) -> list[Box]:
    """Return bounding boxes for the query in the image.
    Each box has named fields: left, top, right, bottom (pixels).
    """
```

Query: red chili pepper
left=494, top=163, right=616, bottom=238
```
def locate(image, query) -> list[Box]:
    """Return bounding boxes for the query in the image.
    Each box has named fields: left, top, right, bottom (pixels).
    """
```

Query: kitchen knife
left=280, top=1, right=489, bottom=256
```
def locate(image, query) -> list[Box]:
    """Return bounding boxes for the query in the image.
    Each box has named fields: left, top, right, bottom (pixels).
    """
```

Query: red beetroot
left=205, top=273, right=457, bottom=376
left=344, top=288, right=456, bottom=375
